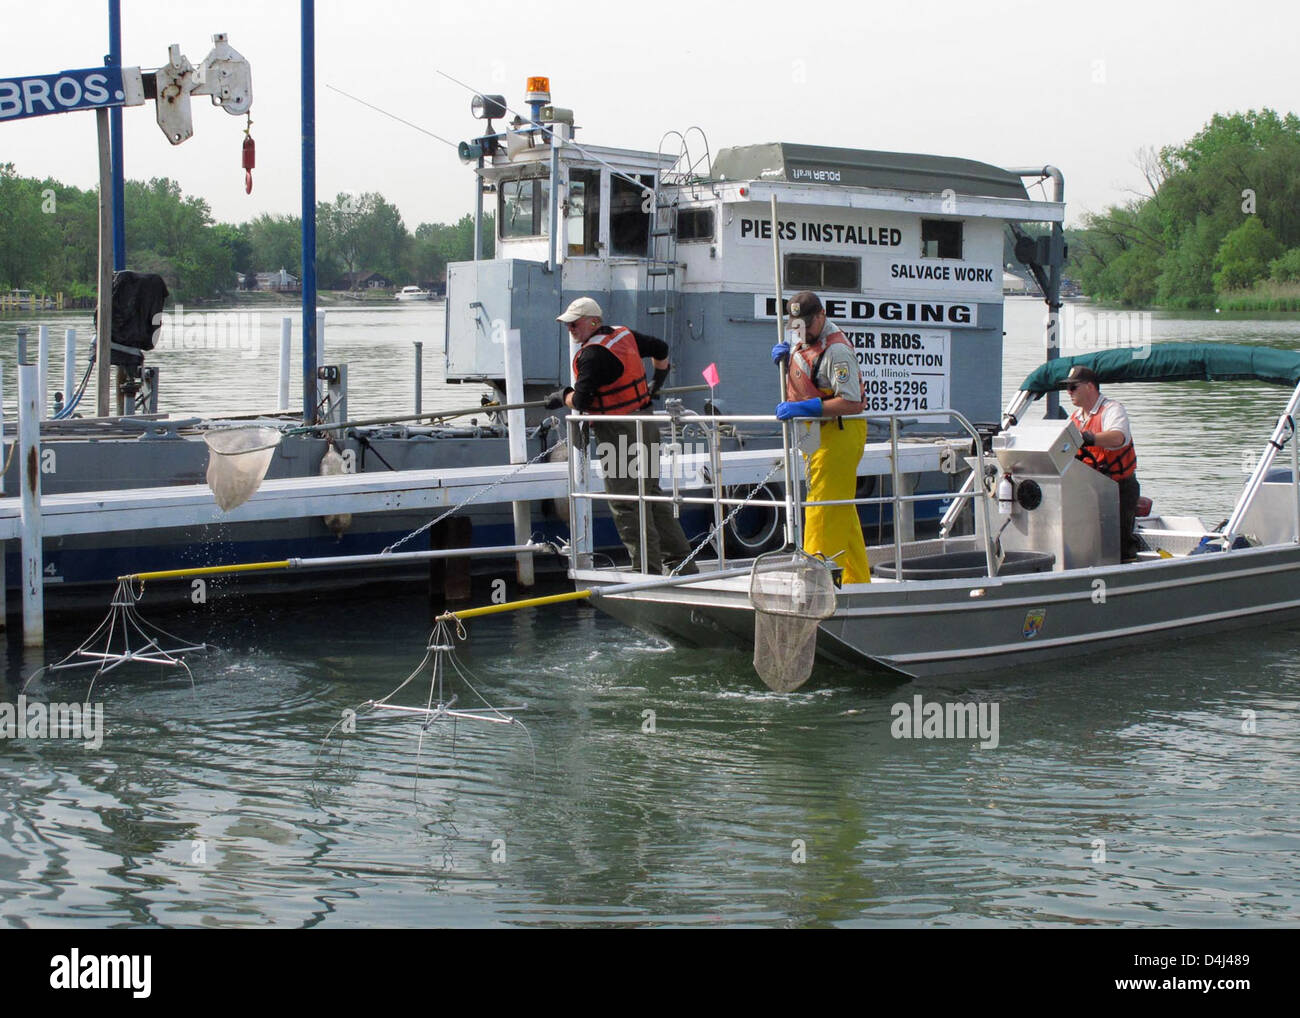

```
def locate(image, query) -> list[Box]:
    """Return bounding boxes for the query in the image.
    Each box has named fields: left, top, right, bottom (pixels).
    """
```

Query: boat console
left=977, top=418, right=1121, bottom=569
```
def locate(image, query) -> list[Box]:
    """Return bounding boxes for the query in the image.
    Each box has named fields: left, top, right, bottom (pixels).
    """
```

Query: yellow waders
left=803, top=417, right=871, bottom=583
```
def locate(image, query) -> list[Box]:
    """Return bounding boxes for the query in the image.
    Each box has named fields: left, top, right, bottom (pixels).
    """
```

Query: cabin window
left=566, top=169, right=600, bottom=255
left=500, top=176, right=550, bottom=239
left=677, top=208, right=714, bottom=243
left=610, top=173, right=655, bottom=256
left=785, top=254, right=860, bottom=291
left=921, top=219, right=962, bottom=258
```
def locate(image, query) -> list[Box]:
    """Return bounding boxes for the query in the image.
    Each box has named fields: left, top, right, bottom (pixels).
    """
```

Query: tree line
left=1069, top=109, right=1300, bottom=307
left=0, top=162, right=494, bottom=301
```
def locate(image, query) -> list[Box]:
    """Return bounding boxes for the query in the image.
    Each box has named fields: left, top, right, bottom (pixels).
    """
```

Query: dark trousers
left=591, top=418, right=696, bottom=574
left=1118, top=473, right=1141, bottom=560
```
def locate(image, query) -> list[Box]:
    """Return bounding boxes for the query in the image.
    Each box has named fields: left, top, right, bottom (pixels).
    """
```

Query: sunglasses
left=1066, top=383, right=1082, bottom=391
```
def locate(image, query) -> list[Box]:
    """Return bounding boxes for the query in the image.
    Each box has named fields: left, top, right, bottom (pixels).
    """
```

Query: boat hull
left=578, top=543, right=1300, bottom=678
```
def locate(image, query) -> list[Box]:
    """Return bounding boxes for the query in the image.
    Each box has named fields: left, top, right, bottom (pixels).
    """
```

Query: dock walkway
left=0, top=442, right=943, bottom=539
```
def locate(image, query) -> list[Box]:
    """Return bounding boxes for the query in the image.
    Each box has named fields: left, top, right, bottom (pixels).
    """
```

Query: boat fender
left=320, top=443, right=353, bottom=538
left=724, top=484, right=783, bottom=555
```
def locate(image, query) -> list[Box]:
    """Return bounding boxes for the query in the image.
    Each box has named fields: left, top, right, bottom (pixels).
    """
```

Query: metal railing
left=565, top=406, right=1000, bottom=579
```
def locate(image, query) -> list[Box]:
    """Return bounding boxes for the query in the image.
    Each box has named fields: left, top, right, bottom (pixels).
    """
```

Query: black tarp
left=93, top=271, right=170, bottom=371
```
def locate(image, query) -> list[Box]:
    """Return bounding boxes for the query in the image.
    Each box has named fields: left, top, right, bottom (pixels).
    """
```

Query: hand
left=1080, top=430, right=1096, bottom=446
left=545, top=388, right=570, bottom=410
left=776, top=397, right=822, bottom=420
left=771, top=341, right=790, bottom=365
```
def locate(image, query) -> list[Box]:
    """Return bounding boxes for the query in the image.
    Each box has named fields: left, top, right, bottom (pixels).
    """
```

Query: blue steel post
left=300, top=0, right=317, bottom=424
left=108, top=0, right=126, bottom=270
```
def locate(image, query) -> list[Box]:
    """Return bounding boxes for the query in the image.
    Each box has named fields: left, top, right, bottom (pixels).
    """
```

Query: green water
left=1, top=301, right=1298, bottom=927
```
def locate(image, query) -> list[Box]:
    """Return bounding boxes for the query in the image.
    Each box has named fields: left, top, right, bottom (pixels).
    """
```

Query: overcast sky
left=4, top=0, right=1297, bottom=232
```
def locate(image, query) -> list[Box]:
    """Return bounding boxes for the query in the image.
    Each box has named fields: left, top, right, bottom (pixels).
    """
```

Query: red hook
left=242, top=116, right=255, bottom=194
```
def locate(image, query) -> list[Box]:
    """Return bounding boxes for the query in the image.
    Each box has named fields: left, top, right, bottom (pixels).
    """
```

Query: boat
left=395, top=285, right=433, bottom=302
left=1, top=72, right=1069, bottom=608
left=567, top=343, right=1300, bottom=680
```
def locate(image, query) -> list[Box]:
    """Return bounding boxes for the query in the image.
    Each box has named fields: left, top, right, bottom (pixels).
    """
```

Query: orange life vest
left=573, top=326, right=651, bottom=414
left=1074, top=401, right=1137, bottom=480
left=786, top=325, right=854, bottom=401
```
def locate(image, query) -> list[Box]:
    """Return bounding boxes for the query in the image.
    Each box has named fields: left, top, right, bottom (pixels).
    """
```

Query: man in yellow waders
left=771, top=291, right=871, bottom=583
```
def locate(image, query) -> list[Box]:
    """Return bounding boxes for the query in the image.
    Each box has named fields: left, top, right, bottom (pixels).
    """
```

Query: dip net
left=204, top=426, right=282, bottom=511
left=749, top=550, right=837, bottom=692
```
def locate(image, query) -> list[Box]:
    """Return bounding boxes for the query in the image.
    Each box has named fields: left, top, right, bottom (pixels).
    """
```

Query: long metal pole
left=96, top=107, right=114, bottom=418
left=473, top=156, right=484, bottom=261
left=123, top=542, right=558, bottom=583
left=771, top=194, right=800, bottom=550
left=300, top=0, right=318, bottom=424
left=108, top=0, right=126, bottom=271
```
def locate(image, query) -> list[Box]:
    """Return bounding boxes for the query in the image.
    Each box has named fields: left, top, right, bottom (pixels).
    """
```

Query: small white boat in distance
left=395, top=285, right=432, bottom=302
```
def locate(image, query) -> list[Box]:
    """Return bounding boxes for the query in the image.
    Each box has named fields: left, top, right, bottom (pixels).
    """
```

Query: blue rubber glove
left=771, top=341, right=790, bottom=365
left=776, top=397, right=822, bottom=420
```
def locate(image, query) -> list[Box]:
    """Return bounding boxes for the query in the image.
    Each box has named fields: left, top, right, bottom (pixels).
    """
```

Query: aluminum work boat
left=567, top=344, right=1300, bottom=680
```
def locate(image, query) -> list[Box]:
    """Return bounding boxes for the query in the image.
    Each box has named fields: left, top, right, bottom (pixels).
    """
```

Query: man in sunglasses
left=1063, top=364, right=1141, bottom=561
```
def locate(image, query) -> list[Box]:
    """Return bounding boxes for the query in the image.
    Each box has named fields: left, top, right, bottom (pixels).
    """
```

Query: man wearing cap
left=771, top=291, right=871, bottom=583
left=547, top=297, right=695, bottom=574
left=1063, top=364, right=1141, bottom=561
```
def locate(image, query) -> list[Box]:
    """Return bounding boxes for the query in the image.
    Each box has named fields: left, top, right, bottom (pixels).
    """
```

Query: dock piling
left=18, top=361, right=44, bottom=647
left=63, top=329, right=76, bottom=409
left=412, top=341, right=423, bottom=415
left=38, top=326, right=49, bottom=419
left=278, top=317, right=292, bottom=411
left=315, top=309, right=326, bottom=413
left=0, top=361, right=6, bottom=628
left=504, top=327, right=534, bottom=587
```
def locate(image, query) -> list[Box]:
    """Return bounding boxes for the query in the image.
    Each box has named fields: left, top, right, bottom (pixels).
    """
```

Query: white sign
left=0, top=67, right=139, bottom=121
left=755, top=294, right=978, bottom=328
left=738, top=215, right=903, bottom=249
left=889, top=261, right=997, bottom=286
left=841, top=327, right=950, bottom=413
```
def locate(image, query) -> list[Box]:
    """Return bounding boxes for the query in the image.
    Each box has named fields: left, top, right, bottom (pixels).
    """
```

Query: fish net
left=204, top=426, right=282, bottom=511
left=749, top=550, right=837, bottom=692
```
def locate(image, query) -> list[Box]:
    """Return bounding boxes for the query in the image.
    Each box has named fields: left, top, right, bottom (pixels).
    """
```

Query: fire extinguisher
left=242, top=115, right=255, bottom=194
left=997, top=473, right=1015, bottom=515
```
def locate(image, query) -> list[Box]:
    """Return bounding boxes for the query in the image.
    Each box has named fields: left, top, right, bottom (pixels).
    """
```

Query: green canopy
left=1019, top=343, right=1300, bottom=395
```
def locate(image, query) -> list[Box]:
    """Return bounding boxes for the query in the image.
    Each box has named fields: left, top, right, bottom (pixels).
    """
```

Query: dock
left=0, top=443, right=945, bottom=541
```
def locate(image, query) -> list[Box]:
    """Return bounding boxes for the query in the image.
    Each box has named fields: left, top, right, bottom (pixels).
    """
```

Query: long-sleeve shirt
left=571, top=327, right=668, bottom=412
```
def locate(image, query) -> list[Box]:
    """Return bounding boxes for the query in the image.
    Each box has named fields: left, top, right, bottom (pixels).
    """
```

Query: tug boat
left=3, top=74, right=1068, bottom=599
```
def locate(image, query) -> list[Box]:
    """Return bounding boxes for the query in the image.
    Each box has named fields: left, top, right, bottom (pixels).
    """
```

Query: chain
left=668, top=456, right=787, bottom=576
left=382, top=436, right=569, bottom=554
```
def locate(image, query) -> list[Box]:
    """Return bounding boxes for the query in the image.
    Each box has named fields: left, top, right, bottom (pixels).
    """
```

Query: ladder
left=647, top=128, right=714, bottom=347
